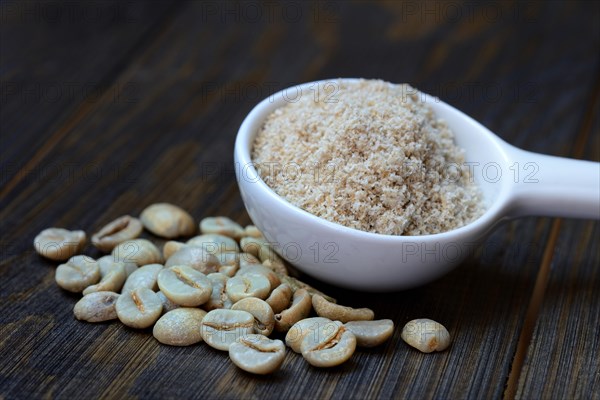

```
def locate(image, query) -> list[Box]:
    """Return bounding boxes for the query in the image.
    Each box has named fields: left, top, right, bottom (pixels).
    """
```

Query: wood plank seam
left=503, top=218, right=562, bottom=399
left=503, top=72, right=600, bottom=399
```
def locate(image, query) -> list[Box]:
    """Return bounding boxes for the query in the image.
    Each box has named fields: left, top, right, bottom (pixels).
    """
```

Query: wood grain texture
left=0, top=1, right=598, bottom=399
left=515, top=82, right=600, bottom=399
left=0, top=0, right=178, bottom=192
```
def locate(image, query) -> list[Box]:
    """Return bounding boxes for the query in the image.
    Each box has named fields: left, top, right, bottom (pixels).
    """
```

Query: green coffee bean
left=300, top=322, right=356, bottom=367
left=285, top=317, right=334, bottom=353
left=55, top=255, right=100, bottom=293
left=153, top=308, right=207, bottom=346
left=91, top=215, right=143, bottom=252
left=73, top=291, right=120, bottom=322
left=226, top=274, right=271, bottom=303
left=115, top=287, right=163, bottom=329
left=344, top=320, right=394, bottom=347
left=112, top=239, right=162, bottom=266
left=265, top=283, right=293, bottom=314
left=140, top=203, right=196, bottom=239
left=204, top=273, right=232, bottom=311
left=312, top=294, right=373, bottom=323
left=237, top=264, right=280, bottom=290
left=200, top=309, right=254, bottom=351
left=200, top=216, right=245, bottom=239
left=229, top=334, right=285, bottom=375
left=34, top=228, right=86, bottom=261
left=157, top=265, right=212, bottom=307
left=401, top=318, right=451, bottom=353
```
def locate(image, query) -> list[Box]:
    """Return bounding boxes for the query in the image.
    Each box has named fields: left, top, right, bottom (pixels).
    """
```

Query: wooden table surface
left=1, top=1, right=598, bottom=399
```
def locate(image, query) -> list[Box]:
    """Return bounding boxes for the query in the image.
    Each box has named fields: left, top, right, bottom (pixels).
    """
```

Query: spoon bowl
left=234, top=79, right=600, bottom=291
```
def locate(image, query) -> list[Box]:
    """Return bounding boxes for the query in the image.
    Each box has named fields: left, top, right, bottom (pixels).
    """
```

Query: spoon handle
left=505, top=146, right=600, bottom=219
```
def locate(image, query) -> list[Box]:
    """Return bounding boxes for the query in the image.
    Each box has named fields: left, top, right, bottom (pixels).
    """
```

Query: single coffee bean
left=285, top=317, right=334, bottom=353
left=165, top=246, right=220, bottom=275
left=112, top=239, right=162, bottom=266
left=312, top=294, right=373, bottom=323
left=200, top=309, right=254, bottom=351
left=55, top=255, right=101, bottom=293
left=274, top=289, right=312, bottom=332
left=229, top=334, right=285, bottom=375
left=300, top=322, right=356, bottom=367
left=116, top=287, right=162, bottom=329
left=344, top=320, right=394, bottom=347
left=226, top=274, right=271, bottom=303
left=73, top=291, right=120, bottom=322
left=187, top=234, right=239, bottom=254
left=200, top=216, right=245, bottom=239
left=204, top=273, right=232, bottom=311
left=157, top=265, right=212, bottom=307
left=401, top=318, right=451, bottom=353
left=122, top=263, right=163, bottom=294
left=231, top=297, right=275, bottom=336
left=34, top=228, right=86, bottom=261
left=237, top=265, right=280, bottom=290
left=153, top=308, right=207, bottom=346
left=91, top=215, right=143, bottom=252
left=140, top=203, right=196, bottom=238
left=83, top=261, right=126, bottom=295
left=266, top=283, right=293, bottom=314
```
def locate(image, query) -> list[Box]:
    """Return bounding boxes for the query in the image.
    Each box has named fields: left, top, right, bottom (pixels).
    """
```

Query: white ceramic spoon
left=234, top=79, right=600, bottom=291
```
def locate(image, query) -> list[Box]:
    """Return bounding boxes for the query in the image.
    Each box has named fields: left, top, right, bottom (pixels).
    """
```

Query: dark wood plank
left=516, top=219, right=600, bottom=399
left=515, top=86, right=600, bottom=398
left=0, top=0, right=178, bottom=192
left=0, top=1, right=598, bottom=399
